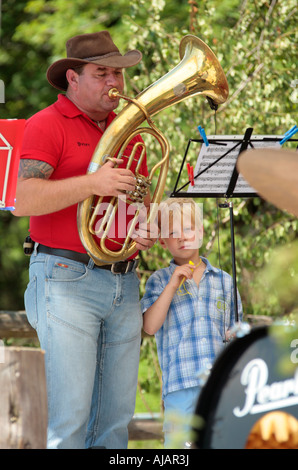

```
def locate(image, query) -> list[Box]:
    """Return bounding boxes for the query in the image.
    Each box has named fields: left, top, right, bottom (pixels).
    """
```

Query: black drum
left=193, top=326, right=298, bottom=449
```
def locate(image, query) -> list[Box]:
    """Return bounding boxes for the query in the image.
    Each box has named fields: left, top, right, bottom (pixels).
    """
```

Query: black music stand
left=170, top=127, right=298, bottom=322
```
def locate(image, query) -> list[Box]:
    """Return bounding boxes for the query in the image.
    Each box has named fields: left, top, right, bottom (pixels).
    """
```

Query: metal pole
left=229, top=201, right=239, bottom=322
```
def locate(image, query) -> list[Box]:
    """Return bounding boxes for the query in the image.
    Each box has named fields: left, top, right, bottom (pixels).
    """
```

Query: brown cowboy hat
left=46, top=30, right=142, bottom=91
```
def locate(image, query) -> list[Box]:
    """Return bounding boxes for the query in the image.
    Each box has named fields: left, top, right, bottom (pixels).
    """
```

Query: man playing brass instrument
left=13, top=31, right=155, bottom=449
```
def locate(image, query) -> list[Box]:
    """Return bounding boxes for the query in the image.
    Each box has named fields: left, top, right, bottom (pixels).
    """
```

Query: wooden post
left=128, top=413, right=163, bottom=441
left=0, top=346, right=47, bottom=449
left=0, top=310, right=37, bottom=339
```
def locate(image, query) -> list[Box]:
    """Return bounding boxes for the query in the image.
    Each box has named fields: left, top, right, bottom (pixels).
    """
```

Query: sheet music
left=187, top=135, right=280, bottom=195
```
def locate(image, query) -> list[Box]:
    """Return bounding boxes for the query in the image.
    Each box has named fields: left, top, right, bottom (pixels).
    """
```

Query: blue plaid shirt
left=141, top=257, right=243, bottom=398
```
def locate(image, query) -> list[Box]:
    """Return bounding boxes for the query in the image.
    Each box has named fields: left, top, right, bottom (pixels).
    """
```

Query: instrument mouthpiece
left=108, top=88, right=120, bottom=100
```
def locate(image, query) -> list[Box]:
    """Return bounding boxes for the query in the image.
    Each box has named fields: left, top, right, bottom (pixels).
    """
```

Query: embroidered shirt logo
left=77, top=142, right=90, bottom=147
left=216, top=295, right=227, bottom=313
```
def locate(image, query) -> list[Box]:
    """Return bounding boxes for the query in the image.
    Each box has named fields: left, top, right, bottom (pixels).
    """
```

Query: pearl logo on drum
left=233, top=358, right=298, bottom=418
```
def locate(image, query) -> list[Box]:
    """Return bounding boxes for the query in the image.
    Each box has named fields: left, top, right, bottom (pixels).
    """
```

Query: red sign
left=0, top=119, right=26, bottom=210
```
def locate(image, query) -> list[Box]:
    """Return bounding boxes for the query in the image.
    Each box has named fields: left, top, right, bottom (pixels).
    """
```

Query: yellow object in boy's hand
left=177, top=260, right=196, bottom=296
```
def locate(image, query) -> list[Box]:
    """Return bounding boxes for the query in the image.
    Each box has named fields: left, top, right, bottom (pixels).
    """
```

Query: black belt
left=37, top=244, right=139, bottom=274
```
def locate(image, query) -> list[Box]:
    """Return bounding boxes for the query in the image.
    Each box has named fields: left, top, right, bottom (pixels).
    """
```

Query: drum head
left=194, top=326, right=298, bottom=449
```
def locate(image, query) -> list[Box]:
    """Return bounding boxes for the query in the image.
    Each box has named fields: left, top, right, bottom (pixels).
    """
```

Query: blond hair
left=157, top=197, right=203, bottom=239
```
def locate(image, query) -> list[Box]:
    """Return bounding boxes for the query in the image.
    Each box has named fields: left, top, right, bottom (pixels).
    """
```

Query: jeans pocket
left=49, top=259, right=87, bottom=282
left=24, top=275, right=38, bottom=330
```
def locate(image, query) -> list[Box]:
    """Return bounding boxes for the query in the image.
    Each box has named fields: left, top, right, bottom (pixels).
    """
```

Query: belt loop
left=111, top=263, right=119, bottom=274
left=33, top=242, right=39, bottom=256
left=126, top=261, right=133, bottom=274
left=87, top=258, right=95, bottom=270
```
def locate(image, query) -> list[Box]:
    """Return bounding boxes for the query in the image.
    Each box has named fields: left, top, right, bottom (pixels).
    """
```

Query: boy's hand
left=225, top=329, right=237, bottom=342
left=170, top=263, right=195, bottom=290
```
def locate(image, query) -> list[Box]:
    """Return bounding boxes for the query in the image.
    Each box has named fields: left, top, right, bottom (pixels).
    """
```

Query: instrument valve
left=136, top=175, right=151, bottom=188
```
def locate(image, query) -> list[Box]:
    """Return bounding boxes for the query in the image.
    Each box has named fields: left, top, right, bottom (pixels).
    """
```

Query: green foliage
left=121, top=0, right=297, bottom=321
left=0, top=212, right=30, bottom=310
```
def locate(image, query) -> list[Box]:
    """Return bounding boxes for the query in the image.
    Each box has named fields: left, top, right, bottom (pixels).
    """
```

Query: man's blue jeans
left=25, top=247, right=142, bottom=449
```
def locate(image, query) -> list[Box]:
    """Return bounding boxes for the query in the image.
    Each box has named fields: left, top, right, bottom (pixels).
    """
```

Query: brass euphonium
left=77, top=34, right=229, bottom=265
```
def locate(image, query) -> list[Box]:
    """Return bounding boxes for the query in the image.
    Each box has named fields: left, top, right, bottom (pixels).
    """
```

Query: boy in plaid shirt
left=141, top=198, right=242, bottom=447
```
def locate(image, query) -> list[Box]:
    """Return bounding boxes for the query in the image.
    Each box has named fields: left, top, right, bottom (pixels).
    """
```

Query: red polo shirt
left=20, top=94, right=148, bottom=255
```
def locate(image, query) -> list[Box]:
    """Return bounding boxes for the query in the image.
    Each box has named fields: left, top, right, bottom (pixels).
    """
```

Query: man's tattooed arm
left=18, top=159, right=54, bottom=179
left=14, top=158, right=90, bottom=216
